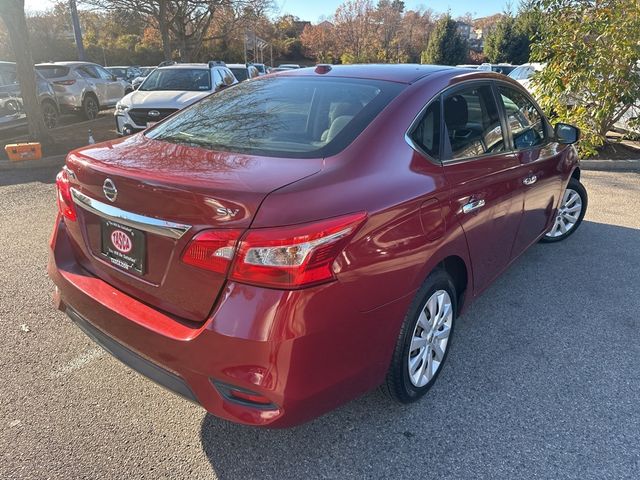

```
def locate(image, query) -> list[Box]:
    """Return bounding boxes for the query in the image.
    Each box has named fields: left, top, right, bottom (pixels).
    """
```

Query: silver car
left=0, top=61, right=59, bottom=130
left=35, top=62, right=133, bottom=120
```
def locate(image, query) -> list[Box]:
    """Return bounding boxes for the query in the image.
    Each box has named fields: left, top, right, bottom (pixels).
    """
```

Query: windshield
left=146, top=77, right=404, bottom=158
left=509, top=66, right=533, bottom=80
left=140, top=67, right=154, bottom=77
left=230, top=68, right=248, bottom=82
left=140, top=68, right=211, bottom=92
left=35, top=66, right=70, bottom=79
left=254, top=64, right=266, bottom=73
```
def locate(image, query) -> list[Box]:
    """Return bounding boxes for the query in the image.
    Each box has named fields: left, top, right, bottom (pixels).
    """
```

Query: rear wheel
left=82, top=94, right=99, bottom=120
left=383, top=269, right=456, bottom=403
left=41, top=100, right=58, bottom=129
left=541, top=178, right=587, bottom=242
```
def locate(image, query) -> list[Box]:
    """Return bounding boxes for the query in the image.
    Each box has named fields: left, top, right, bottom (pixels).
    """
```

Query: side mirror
left=555, top=123, right=580, bottom=144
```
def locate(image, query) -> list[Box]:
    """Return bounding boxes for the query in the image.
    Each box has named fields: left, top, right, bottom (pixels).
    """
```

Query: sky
left=25, top=0, right=510, bottom=21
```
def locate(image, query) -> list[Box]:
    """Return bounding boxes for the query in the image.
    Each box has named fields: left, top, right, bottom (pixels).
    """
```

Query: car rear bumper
left=48, top=216, right=407, bottom=427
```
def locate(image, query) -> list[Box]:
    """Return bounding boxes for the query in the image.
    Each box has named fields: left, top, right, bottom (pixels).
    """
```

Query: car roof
left=35, top=61, right=99, bottom=67
left=272, top=64, right=456, bottom=84
left=106, top=66, right=130, bottom=69
left=157, top=63, right=215, bottom=70
left=226, top=64, right=250, bottom=69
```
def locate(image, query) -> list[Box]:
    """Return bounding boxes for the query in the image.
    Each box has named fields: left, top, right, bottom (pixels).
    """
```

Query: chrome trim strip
left=70, top=188, right=191, bottom=239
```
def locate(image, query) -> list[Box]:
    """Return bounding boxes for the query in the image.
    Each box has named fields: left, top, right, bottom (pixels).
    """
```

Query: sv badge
left=216, top=207, right=240, bottom=218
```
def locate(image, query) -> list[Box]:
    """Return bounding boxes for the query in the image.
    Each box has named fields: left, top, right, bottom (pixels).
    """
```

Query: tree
left=531, top=0, right=640, bottom=156
left=0, top=0, right=50, bottom=143
left=421, top=14, right=467, bottom=65
left=300, top=22, right=336, bottom=63
left=485, top=4, right=542, bottom=64
left=333, top=0, right=378, bottom=63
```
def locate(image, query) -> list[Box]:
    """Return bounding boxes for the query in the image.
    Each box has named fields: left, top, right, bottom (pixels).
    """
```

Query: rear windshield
left=108, top=68, right=127, bottom=77
left=145, top=77, right=404, bottom=158
left=140, top=68, right=211, bottom=92
left=230, top=68, right=248, bottom=82
left=35, top=66, right=71, bottom=78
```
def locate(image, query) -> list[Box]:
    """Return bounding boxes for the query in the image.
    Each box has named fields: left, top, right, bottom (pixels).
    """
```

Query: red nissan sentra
left=48, top=64, right=587, bottom=427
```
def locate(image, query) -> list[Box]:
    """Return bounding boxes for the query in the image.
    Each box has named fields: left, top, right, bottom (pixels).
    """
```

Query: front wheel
left=82, top=95, right=99, bottom=120
left=541, top=177, right=588, bottom=242
left=383, top=269, right=457, bottom=403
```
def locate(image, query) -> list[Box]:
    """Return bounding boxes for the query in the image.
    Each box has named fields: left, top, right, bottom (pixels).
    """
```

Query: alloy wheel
left=545, top=188, right=582, bottom=238
left=407, top=289, right=453, bottom=388
left=42, top=103, right=58, bottom=129
left=85, top=97, right=98, bottom=120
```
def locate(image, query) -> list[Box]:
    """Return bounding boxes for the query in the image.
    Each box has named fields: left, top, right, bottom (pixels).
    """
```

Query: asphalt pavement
left=1, top=166, right=639, bottom=479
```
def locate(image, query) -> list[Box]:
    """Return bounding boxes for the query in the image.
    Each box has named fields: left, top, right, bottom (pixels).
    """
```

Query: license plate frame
left=100, top=219, right=146, bottom=275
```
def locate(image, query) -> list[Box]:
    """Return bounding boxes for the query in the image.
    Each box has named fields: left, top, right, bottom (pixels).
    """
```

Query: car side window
left=95, top=66, right=114, bottom=81
left=498, top=86, right=547, bottom=150
left=442, top=85, right=505, bottom=160
left=410, top=98, right=441, bottom=159
left=77, top=66, right=98, bottom=79
left=222, top=68, right=235, bottom=85
left=212, top=70, right=224, bottom=90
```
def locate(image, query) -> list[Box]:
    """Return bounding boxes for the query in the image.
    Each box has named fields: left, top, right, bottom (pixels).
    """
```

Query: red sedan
left=49, top=64, right=587, bottom=427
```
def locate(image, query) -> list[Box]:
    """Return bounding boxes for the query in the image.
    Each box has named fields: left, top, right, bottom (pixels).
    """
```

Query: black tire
left=82, top=94, right=99, bottom=120
left=41, top=100, right=58, bottom=129
left=382, top=269, right=457, bottom=403
left=540, top=177, right=588, bottom=243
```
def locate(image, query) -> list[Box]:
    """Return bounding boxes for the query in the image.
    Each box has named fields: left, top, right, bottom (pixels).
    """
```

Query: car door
left=95, top=65, right=124, bottom=105
left=441, top=82, right=524, bottom=294
left=77, top=65, right=109, bottom=105
left=496, top=84, right=564, bottom=254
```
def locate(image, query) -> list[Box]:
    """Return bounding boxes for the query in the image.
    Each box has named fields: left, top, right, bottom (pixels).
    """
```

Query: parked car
left=49, top=65, right=587, bottom=428
left=268, top=67, right=294, bottom=74
left=250, top=63, right=267, bottom=76
left=131, top=67, right=156, bottom=90
left=278, top=63, right=300, bottom=69
left=226, top=63, right=260, bottom=82
left=106, top=66, right=138, bottom=82
left=477, top=63, right=518, bottom=75
left=114, top=61, right=238, bottom=135
left=0, top=61, right=59, bottom=130
left=456, top=64, right=479, bottom=69
left=508, top=62, right=545, bottom=91
left=35, top=61, right=132, bottom=120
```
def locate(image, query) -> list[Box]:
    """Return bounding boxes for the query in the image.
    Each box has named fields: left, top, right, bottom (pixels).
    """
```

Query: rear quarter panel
left=254, top=72, right=474, bottom=313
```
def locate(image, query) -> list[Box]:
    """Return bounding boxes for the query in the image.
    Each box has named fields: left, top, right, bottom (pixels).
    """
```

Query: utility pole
left=69, top=0, right=85, bottom=61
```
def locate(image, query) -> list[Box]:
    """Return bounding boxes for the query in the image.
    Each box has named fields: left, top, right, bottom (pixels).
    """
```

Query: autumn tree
left=0, top=0, right=50, bottom=143
left=375, top=0, right=404, bottom=62
left=300, top=22, right=336, bottom=63
left=421, top=14, right=468, bottom=65
left=333, top=0, right=378, bottom=63
left=532, top=0, right=640, bottom=156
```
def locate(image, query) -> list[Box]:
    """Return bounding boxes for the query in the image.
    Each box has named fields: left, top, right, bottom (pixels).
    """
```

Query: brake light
left=53, top=79, right=76, bottom=86
left=181, top=230, right=242, bottom=274
left=230, top=212, right=367, bottom=288
left=55, top=168, right=76, bottom=221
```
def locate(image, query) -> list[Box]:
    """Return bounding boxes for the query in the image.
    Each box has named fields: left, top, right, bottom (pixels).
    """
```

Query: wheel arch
left=571, top=167, right=581, bottom=181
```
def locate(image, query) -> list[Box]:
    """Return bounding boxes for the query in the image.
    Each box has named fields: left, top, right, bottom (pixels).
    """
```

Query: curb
left=0, top=154, right=66, bottom=171
left=580, top=159, right=640, bottom=172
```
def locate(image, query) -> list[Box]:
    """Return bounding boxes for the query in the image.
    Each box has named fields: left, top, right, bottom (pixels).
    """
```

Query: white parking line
left=52, top=347, right=105, bottom=378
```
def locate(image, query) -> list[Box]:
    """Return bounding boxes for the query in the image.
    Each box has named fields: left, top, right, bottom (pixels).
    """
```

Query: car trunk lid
left=64, top=134, right=323, bottom=322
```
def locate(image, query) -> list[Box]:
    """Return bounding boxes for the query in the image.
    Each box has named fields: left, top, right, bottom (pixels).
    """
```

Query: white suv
left=115, top=62, right=237, bottom=135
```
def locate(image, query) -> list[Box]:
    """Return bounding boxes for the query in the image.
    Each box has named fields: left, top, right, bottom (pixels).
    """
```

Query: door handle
left=462, top=199, right=485, bottom=214
left=523, top=175, right=538, bottom=186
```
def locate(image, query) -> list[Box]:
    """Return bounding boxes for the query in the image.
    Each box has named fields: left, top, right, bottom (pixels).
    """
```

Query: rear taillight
left=181, top=213, right=367, bottom=289
left=181, top=229, right=242, bottom=274
left=55, top=168, right=76, bottom=221
left=53, top=79, right=76, bottom=86
left=231, top=212, right=366, bottom=289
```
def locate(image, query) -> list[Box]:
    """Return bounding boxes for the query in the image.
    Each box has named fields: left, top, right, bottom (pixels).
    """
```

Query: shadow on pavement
left=199, top=220, right=640, bottom=479
left=0, top=163, right=59, bottom=187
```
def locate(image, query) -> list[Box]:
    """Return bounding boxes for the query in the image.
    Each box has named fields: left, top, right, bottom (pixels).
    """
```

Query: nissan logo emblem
left=103, top=178, right=117, bottom=202
left=148, top=110, right=160, bottom=117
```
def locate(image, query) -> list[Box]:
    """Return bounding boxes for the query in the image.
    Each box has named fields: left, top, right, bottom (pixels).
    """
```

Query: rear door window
left=442, top=85, right=505, bottom=160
